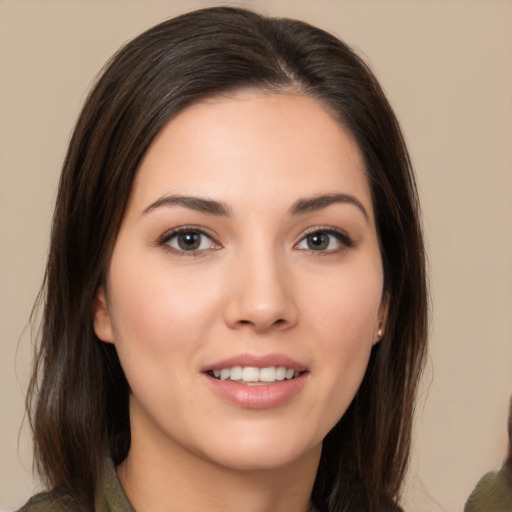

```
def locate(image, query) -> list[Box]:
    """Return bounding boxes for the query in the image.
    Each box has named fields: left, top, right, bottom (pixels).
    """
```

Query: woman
left=21, top=6, right=428, bottom=512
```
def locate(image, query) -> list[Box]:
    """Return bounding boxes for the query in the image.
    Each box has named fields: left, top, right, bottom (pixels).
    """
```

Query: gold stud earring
left=377, top=329, right=383, bottom=338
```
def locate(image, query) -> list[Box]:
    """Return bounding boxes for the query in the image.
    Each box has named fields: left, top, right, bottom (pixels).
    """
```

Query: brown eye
left=295, top=228, right=354, bottom=253
left=162, top=228, right=218, bottom=253
left=306, top=233, right=330, bottom=250
left=177, top=232, right=201, bottom=251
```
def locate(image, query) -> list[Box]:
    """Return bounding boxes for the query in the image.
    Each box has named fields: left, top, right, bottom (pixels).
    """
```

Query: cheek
left=303, top=265, right=383, bottom=417
left=105, top=261, right=228, bottom=426
left=106, top=258, right=223, bottom=363
left=307, top=265, right=383, bottom=345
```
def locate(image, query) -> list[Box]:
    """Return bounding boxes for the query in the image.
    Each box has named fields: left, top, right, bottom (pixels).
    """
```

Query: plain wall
left=1, top=1, right=511, bottom=510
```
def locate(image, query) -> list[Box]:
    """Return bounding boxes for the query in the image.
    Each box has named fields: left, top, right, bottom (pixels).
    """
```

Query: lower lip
left=203, top=373, right=308, bottom=410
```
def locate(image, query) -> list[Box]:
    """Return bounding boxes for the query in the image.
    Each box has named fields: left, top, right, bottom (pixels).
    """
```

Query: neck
left=117, top=420, right=320, bottom=512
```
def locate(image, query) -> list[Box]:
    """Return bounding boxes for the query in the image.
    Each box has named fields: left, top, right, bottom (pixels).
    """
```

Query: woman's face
left=94, top=91, right=386, bottom=472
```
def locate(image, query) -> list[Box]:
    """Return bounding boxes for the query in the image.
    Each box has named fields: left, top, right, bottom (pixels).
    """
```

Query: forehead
left=130, top=91, right=372, bottom=218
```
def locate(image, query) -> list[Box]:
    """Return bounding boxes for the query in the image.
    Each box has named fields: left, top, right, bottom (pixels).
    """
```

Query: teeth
left=230, top=366, right=243, bottom=380
left=210, top=366, right=301, bottom=383
left=241, top=366, right=260, bottom=382
left=259, top=367, right=276, bottom=382
left=275, top=367, right=286, bottom=380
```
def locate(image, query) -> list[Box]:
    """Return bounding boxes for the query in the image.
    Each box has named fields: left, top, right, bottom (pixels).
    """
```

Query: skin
left=94, top=91, right=387, bottom=512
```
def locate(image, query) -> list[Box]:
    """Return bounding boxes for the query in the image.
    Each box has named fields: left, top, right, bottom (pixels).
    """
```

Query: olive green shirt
left=17, top=460, right=134, bottom=512
left=464, top=464, right=512, bottom=512
left=17, top=460, right=405, bottom=512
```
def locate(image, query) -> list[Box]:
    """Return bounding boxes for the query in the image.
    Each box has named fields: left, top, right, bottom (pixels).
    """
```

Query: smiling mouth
left=207, top=366, right=303, bottom=385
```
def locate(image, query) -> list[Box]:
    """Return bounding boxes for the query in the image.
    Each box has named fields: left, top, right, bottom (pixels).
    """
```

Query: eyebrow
left=289, top=193, right=369, bottom=221
left=142, top=192, right=368, bottom=220
left=143, top=195, right=232, bottom=216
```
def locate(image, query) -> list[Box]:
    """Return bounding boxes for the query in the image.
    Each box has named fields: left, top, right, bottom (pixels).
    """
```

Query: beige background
left=1, top=1, right=511, bottom=510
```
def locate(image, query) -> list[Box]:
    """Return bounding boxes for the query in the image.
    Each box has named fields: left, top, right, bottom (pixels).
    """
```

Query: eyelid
left=157, top=225, right=222, bottom=255
left=294, top=226, right=355, bottom=252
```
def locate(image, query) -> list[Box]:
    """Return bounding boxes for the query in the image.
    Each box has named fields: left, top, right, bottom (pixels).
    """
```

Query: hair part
left=27, top=7, right=428, bottom=512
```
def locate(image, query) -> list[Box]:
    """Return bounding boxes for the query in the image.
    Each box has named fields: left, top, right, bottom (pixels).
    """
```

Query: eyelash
left=295, top=226, right=355, bottom=254
left=157, top=226, right=221, bottom=256
left=157, top=225, right=354, bottom=257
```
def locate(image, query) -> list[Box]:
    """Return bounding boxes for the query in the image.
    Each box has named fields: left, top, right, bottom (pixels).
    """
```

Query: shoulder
left=16, top=492, right=77, bottom=512
left=17, top=459, right=133, bottom=512
left=464, top=465, right=512, bottom=512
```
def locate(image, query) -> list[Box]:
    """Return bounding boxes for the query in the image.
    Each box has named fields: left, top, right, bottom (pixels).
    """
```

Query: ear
left=93, top=285, right=114, bottom=344
left=374, top=293, right=389, bottom=345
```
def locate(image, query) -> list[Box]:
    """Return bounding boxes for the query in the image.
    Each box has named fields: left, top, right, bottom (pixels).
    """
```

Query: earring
left=377, top=328, right=383, bottom=338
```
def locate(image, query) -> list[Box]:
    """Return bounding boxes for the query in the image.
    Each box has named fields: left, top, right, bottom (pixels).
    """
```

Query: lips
left=202, top=353, right=308, bottom=409
left=204, top=353, right=307, bottom=372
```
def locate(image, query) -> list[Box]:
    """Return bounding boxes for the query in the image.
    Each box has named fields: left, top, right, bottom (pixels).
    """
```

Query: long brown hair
left=27, top=7, right=428, bottom=511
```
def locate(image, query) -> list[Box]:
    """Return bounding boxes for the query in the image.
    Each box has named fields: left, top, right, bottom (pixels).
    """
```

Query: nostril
left=224, top=289, right=299, bottom=332
left=233, top=317, right=288, bottom=330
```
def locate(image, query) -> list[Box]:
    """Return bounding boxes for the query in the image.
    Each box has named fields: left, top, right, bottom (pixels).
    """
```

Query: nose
left=223, top=249, right=299, bottom=333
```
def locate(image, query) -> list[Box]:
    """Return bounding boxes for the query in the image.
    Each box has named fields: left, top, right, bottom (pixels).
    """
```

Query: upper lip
left=202, top=353, right=308, bottom=373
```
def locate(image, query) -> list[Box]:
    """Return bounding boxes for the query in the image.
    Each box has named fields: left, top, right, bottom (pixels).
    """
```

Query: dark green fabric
left=464, top=464, right=512, bottom=512
left=17, top=460, right=135, bottom=512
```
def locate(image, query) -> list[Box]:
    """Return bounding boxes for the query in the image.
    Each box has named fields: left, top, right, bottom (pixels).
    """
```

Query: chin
left=193, top=428, right=323, bottom=473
